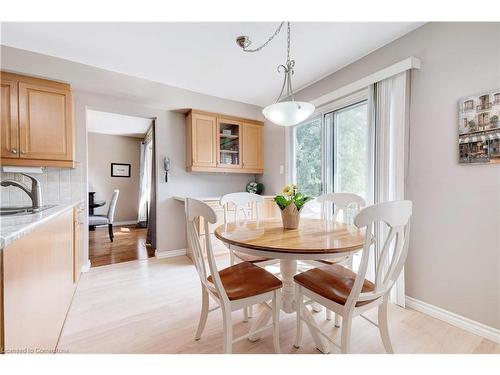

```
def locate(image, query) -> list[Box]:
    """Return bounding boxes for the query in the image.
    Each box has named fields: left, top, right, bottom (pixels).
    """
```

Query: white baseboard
left=405, top=296, right=500, bottom=344
left=155, top=248, right=187, bottom=259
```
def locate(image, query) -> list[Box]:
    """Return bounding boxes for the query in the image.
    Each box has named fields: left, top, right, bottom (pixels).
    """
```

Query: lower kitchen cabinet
left=1, top=205, right=83, bottom=353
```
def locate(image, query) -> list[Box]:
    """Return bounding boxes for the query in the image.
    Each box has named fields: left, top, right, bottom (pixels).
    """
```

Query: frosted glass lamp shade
left=262, top=101, right=315, bottom=126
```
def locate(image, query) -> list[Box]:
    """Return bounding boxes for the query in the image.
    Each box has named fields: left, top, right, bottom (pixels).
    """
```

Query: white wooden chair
left=293, top=200, right=412, bottom=354
left=186, top=198, right=282, bottom=354
left=220, top=192, right=277, bottom=266
left=307, top=192, right=366, bottom=322
left=220, top=192, right=280, bottom=321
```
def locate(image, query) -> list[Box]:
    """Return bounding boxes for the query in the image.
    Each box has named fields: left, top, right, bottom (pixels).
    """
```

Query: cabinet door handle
left=11, top=148, right=17, bottom=154
left=20, top=150, right=26, bottom=155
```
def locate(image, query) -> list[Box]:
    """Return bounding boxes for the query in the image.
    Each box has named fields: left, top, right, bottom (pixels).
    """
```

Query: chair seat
left=233, top=250, right=272, bottom=263
left=294, top=265, right=376, bottom=307
left=207, top=262, right=282, bottom=301
left=88, top=215, right=110, bottom=226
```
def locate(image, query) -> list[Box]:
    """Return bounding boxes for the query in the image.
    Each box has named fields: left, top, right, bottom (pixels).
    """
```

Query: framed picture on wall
left=458, top=89, right=500, bottom=164
left=111, top=163, right=131, bottom=177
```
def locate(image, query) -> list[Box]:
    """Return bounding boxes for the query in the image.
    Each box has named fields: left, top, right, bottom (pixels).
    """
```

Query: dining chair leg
left=108, top=224, right=114, bottom=242
left=195, top=287, right=209, bottom=340
left=243, top=307, right=249, bottom=322
left=222, top=306, right=233, bottom=354
left=378, top=296, right=394, bottom=354
left=340, top=314, right=352, bottom=354
left=326, top=309, right=332, bottom=321
left=248, top=305, right=254, bottom=318
left=294, top=284, right=303, bottom=349
left=272, top=290, right=281, bottom=354
left=334, top=313, right=341, bottom=328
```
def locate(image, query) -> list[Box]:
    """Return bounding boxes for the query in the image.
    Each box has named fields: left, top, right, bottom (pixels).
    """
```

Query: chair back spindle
left=186, top=198, right=230, bottom=303
left=346, top=200, right=412, bottom=308
left=220, top=192, right=264, bottom=225
left=316, top=193, right=365, bottom=223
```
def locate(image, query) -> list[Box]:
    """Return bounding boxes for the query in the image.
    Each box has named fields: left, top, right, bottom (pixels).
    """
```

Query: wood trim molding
left=187, top=165, right=263, bottom=174
left=405, top=296, right=500, bottom=344
left=187, top=109, right=264, bottom=126
left=0, top=71, right=71, bottom=91
left=155, top=248, right=187, bottom=259
left=311, top=56, right=421, bottom=108
left=1, top=158, right=75, bottom=168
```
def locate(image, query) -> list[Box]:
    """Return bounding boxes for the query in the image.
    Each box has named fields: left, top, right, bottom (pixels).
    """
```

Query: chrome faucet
left=1, top=173, right=43, bottom=209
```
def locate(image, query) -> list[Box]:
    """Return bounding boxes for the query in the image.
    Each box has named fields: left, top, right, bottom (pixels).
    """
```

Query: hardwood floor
left=88, top=225, right=154, bottom=267
left=58, top=256, right=500, bottom=354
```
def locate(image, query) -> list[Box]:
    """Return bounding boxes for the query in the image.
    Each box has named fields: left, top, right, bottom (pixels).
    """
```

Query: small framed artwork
left=111, top=163, right=131, bottom=178
left=458, top=89, right=500, bottom=164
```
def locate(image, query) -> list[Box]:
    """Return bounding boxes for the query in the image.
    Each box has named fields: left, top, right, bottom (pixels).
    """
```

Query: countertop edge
left=1, top=200, right=84, bottom=249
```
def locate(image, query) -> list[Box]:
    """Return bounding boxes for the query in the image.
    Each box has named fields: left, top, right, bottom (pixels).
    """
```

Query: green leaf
left=274, top=195, right=291, bottom=210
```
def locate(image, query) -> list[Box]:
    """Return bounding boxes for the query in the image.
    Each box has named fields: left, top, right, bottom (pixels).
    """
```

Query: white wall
left=1, top=45, right=263, bottom=265
left=262, top=22, right=500, bottom=329
left=88, top=133, right=142, bottom=223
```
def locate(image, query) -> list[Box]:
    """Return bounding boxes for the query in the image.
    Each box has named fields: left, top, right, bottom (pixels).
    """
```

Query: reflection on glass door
left=324, top=101, right=371, bottom=202
left=292, top=117, right=322, bottom=197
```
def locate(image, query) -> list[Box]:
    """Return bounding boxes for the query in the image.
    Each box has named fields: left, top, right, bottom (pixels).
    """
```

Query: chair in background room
left=88, top=189, right=120, bottom=242
left=186, top=198, right=282, bottom=354
left=293, top=200, right=412, bottom=354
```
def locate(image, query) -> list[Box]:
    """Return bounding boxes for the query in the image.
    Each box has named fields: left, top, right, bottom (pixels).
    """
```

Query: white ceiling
left=0, top=22, right=424, bottom=106
left=87, top=110, right=152, bottom=138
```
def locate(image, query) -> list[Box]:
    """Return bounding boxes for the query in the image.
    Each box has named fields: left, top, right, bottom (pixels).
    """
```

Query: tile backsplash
left=1, top=166, right=84, bottom=207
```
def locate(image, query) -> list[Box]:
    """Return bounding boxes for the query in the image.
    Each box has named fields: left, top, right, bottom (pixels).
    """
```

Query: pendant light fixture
left=236, top=22, right=315, bottom=127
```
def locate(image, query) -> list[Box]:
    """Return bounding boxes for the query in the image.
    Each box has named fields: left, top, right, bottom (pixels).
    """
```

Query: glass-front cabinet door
left=217, top=118, right=242, bottom=168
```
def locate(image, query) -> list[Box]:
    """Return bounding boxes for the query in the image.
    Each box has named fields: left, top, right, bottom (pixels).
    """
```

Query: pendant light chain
left=240, top=22, right=285, bottom=53
left=236, top=22, right=315, bottom=126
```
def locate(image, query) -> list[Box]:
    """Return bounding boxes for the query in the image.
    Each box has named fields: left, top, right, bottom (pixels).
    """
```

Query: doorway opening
left=86, top=109, right=157, bottom=267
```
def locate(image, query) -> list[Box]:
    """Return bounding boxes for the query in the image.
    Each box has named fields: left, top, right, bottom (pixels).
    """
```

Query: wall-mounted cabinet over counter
left=1, top=71, right=75, bottom=168
left=186, top=109, right=264, bottom=174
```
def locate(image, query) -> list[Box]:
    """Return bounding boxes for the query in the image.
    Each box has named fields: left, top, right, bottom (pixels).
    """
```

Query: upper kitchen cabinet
left=185, top=109, right=264, bottom=174
left=0, top=72, right=75, bottom=168
left=241, top=122, right=264, bottom=171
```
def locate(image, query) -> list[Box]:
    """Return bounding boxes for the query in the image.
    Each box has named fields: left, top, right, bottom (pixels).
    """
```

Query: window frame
left=287, top=89, right=372, bottom=199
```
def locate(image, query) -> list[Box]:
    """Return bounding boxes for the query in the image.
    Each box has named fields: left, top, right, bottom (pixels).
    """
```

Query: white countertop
left=1, top=200, right=83, bottom=249
left=174, top=195, right=275, bottom=203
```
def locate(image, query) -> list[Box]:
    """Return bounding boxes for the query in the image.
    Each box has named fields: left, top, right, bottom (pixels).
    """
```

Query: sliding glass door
left=290, top=92, right=373, bottom=203
left=324, top=100, right=372, bottom=202
left=291, top=117, right=322, bottom=197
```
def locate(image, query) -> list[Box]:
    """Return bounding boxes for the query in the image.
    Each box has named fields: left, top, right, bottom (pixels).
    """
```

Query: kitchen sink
left=0, top=205, right=56, bottom=216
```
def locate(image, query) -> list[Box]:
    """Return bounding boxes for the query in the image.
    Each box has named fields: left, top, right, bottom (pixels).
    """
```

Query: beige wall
left=260, top=22, right=500, bottom=329
left=0, top=45, right=263, bottom=267
left=88, top=133, right=142, bottom=223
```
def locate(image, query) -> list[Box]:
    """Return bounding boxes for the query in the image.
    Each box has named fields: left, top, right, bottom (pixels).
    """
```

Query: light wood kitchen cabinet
left=1, top=77, right=19, bottom=159
left=2, top=207, right=80, bottom=353
left=0, top=72, right=74, bottom=168
left=186, top=111, right=217, bottom=168
left=186, top=109, right=264, bottom=174
left=241, top=122, right=264, bottom=170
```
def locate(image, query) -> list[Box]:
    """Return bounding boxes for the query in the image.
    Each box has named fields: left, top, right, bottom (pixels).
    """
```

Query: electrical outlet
left=279, top=165, right=284, bottom=175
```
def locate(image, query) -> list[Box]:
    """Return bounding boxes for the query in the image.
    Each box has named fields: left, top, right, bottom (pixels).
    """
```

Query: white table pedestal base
left=248, top=259, right=330, bottom=353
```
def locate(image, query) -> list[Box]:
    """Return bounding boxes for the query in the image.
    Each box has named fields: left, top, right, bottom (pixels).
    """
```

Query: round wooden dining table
left=214, top=217, right=365, bottom=352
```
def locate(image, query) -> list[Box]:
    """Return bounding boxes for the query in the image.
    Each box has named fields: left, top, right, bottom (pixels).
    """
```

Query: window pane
left=294, top=118, right=321, bottom=196
left=333, top=102, right=369, bottom=200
